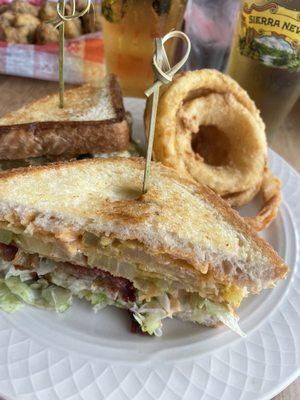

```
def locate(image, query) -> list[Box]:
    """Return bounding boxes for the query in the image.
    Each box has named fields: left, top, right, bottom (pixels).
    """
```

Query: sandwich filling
left=0, top=141, right=140, bottom=171
left=0, top=226, right=246, bottom=336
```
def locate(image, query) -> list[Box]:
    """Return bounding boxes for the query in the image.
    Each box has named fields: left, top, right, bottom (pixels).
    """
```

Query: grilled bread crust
left=0, top=75, right=130, bottom=160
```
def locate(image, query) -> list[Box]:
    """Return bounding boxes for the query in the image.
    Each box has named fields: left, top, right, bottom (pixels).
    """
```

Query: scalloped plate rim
left=0, top=97, right=299, bottom=399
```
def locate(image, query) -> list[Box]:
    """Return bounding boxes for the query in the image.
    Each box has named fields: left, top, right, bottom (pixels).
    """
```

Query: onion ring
left=244, top=169, right=281, bottom=232
left=145, top=69, right=281, bottom=230
left=223, top=182, right=261, bottom=208
left=145, top=69, right=267, bottom=205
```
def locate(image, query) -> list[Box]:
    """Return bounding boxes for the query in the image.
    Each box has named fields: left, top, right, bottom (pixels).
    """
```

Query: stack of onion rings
left=145, top=69, right=281, bottom=231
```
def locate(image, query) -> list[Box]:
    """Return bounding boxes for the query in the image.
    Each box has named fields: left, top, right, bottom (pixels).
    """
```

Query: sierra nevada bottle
left=226, top=0, right=300, bottom=137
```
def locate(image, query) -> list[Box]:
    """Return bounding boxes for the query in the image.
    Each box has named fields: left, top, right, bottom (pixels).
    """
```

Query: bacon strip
left=0, top=243, right=18, bottom=262
left=0, top=242, right=136, bottom=303
left=61, top=263, right=136, bottom=303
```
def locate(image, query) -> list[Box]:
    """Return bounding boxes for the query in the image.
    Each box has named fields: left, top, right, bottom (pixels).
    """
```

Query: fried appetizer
left=0, top=10, right=15, bottom=28
left=0, top=26, right=29, bottom=44
left=35, top=22, right=59, bottom=45
left=64, top=18, right=82, bottom=39
left=11, top=0, right=39, bottom=17
left=13, top=13, right=40, bottom=43
left=38, top=0, right=57, bottom=21
left=145, top=69, right=281, bottom=230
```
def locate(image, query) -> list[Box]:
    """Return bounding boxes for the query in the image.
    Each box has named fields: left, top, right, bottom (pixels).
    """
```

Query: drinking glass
left=101, top=0, right=187, bottom=97
left=184, top=0, right=240, bottom=71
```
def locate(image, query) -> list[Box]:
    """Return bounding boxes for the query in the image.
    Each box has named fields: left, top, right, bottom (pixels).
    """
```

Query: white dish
left=0, top=98, right=299, bottom=400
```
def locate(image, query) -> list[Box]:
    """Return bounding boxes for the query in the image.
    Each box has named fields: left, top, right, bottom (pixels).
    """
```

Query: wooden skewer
left=53, top=0, right=92, bottom=108
left=142, top=31, right=191, bottom=194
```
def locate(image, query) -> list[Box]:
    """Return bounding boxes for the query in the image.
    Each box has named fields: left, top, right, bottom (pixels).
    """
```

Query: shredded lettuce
left=0, top=275, right=72, bottom=313
left=41, top=286, right=72, bottom=313
left=0, top=282, right=24, bottom=313
left=131, top=295, right=245, bottom=337
left=49, top=269, right=130, bottom=312
left=0, top=259, right=245, bottom=337
left=83, top=291, right=109, bottom=312
left=133, top=311, right=164, bottom=336
left=30, top=278, right=50, bottom=290
left=131, top=294, right=173, bottom=336
left=5, top=277, right=37, bottom=304
left=5, top=265, right=33, bottom=282
left=50, top=270, right=90, bottom=296
left=204, top=299, right=246, bottom=337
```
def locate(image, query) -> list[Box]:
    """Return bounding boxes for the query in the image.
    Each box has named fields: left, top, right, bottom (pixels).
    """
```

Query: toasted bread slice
left=0, top=157, right=288, bottom=293
left=0, top=74, right=130, bottom=160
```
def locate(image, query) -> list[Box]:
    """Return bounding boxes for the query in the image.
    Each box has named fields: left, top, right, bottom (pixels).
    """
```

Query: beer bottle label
left=238, top=2, right=300, bottom=71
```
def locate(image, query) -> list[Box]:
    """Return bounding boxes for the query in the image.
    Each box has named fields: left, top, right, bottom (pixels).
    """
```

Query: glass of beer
left=101, top=0, right=187, bottom=97
left=226, top=0, right=300, bottom=137
left=185, top=0, right=239, bottom=71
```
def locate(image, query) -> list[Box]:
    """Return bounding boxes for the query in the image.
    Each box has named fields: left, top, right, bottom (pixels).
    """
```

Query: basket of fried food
left=0, top=0, right=102, bottom=44
left=0, top=0, right=104, bottom=83
left=145, top=69, right=281, bottom=232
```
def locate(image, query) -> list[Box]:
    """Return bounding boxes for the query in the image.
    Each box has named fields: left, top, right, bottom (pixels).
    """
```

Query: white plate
left=0, top=98, right=299, bottom=400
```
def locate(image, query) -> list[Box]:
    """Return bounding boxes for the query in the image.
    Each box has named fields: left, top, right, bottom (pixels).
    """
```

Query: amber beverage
left=101, top=0, right=187, bottom=97
left=226, top=0, right=300, bottom=137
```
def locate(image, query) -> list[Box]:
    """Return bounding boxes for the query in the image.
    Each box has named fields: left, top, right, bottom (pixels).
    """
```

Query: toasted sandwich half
left=0, top=74, right=131, bottom=170
left=0, top=158, right=288, bottom=336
